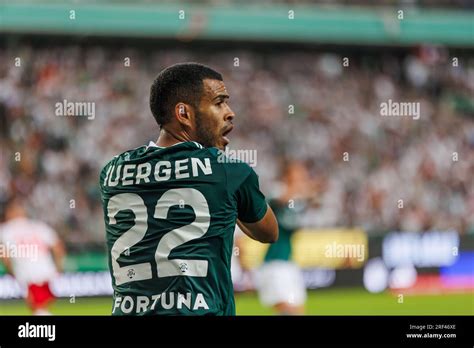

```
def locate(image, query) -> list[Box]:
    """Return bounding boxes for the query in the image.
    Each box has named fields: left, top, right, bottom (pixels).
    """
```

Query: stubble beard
left=195, top=111, right=221, bottom=149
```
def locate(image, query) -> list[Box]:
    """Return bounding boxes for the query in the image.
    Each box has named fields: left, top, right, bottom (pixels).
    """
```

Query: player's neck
left=155, top=127, right=192, bottom=148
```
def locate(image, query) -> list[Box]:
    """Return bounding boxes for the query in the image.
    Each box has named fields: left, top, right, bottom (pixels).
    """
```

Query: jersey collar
left=147, top=141, right=203, bottom=149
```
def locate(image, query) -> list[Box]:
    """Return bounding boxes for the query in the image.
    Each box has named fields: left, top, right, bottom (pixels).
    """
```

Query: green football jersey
left=99, top=141, right=267, bottom=316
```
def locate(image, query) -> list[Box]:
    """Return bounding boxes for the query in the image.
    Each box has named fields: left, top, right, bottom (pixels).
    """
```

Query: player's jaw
left=194, top=114, right=233, bottom=150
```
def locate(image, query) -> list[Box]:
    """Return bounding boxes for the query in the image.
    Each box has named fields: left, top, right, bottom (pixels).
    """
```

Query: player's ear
left=175, top=103, right=194, bottom=127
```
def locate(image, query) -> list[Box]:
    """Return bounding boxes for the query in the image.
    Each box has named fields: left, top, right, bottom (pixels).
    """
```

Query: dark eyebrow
left=213, top=94, right=229, bottom=101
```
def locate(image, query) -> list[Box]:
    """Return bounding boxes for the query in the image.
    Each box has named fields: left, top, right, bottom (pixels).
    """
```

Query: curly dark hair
left=149, top=62, right=223, bottom=127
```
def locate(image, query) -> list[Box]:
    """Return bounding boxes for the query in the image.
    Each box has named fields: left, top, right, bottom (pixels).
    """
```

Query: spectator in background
left=0, top=198, right=66, bottom=315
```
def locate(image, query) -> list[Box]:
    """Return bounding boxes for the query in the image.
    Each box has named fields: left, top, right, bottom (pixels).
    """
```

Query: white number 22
left=107, top=188, right=210, bottom=286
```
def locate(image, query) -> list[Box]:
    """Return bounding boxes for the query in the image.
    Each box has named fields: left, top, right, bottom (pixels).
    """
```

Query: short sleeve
left=235, top=169, right=268, bottom=223
left=40, top=223, right=58, bottom=247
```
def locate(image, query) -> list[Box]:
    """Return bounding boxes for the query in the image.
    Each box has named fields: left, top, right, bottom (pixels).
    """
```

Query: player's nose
left=225, top=107, right=235, bottom=123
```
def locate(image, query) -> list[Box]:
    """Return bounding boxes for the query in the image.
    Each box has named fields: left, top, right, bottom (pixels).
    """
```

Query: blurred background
left=0, top=0, right=473, bottom=315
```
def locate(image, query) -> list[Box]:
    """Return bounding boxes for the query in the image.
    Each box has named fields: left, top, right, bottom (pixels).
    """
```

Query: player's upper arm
left=238, top=205, right=278, bottom=243
left=41, top=224, right=65, bottom=272
left=235, top=169, right=278, bottom=243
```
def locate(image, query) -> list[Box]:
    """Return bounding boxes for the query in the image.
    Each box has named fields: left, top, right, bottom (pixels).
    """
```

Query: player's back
left=100, top=141, right=264, bottom=315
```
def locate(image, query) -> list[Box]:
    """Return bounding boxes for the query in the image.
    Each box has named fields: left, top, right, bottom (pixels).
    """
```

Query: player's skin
left=155, top=78, right=278, bottom=244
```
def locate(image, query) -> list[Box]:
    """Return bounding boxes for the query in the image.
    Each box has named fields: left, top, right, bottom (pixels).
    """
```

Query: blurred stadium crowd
left=0, top=44, right=473, bottom=246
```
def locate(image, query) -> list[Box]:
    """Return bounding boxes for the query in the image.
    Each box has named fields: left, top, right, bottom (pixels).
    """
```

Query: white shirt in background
left=0, top=217, right=58, bottom=286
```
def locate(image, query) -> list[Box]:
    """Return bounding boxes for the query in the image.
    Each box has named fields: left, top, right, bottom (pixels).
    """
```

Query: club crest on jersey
left=127, top=269, right=136, bottom=279
left=179, top=262, right=188, bottom=273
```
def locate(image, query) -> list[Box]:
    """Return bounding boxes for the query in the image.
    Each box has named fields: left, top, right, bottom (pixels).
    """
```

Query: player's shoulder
left=162, top=143, right=255, bottom=180
left=98, top=142, right=255, bottom=186
left=98, top=143, right=150, bottom=183
left=33, top=220, right=57, bottom=238
left=207, top=148, right=259, bottom=190
left=2, top=218, right=54, bottom=235
left=100, top=144, right=147, bottom=169
left=210, top=148, right=253, bottom=172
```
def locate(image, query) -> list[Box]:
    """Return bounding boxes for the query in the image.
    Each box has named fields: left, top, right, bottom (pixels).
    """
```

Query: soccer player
left=100, top=63, right=278, bottom=315
left=0, top=199, right=65, bottom=315
left=256, top=161, right=313, bottom=315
